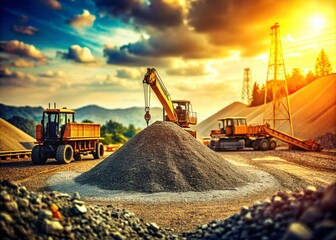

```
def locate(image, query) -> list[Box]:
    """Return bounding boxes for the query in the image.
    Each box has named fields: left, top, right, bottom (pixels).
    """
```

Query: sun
left=309, top=15, right=326, bottom=31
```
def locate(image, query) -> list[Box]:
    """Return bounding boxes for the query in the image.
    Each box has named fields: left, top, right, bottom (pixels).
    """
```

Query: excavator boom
left=143, top=68, right=177, bottom=123
left=142, top=68, right=197, bottom=129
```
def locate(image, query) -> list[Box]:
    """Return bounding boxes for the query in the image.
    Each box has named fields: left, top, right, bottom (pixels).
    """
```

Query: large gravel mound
left=0, top=118, right=35, bottom=151
left=76, top=121, right=255, bottom=193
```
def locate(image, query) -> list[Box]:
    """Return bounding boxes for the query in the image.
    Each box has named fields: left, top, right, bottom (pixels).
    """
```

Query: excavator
left=143, top=68, right=197, bottom=137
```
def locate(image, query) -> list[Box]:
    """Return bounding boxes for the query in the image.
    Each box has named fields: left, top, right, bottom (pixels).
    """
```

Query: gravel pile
left=75, top=121, right=254, bottom=193
left=0, top=118, right=35, bottom=151
left=315, top=132, right=336, bottom=150
left=0, top=180, right=178, bottom=240
left=183, top=183, right=336, bottom=240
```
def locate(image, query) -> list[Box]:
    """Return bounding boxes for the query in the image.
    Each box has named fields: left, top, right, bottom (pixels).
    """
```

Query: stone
left=5, top=200, right=18, bottom=212
left=17, top=198, right=29, bottom=208
left=300, top=206, right=324, bottom=227
left=73, top=203, right=87, bottom=215
left=42, top=219, right=64, bottom=234
left=282, top=222, right=313, bottom=240
left=321, top=183, right=336, bottom=211
left=71, top=192, right=81, bottom=200
left=0, top=212, right=13, bottom=223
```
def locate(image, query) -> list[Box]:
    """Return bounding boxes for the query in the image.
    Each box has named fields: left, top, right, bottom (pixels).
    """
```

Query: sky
left=0, top=0, right=335, bottom=122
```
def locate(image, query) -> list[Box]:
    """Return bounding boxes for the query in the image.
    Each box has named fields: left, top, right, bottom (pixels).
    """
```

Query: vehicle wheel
left=56, top=144, right=73, bottom=164
left=269, top=139, right=277, bottom=150
left=74, top=153, right=81, bottom=161
left=259, top=139, right=270, bottom=151
left=31, top=146, right=47, bottom=164
left=93, top=142, right=104, bottom=159
left=252, top=140, right=260, bottom=150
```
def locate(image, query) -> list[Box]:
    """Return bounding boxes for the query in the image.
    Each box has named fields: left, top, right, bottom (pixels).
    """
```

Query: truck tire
left=93, top=142, right=104, bottom=159
left=252, top=140, right=260, bottom=150
left=56, top=144, right=73, bottom=164
left=32, top=146, right=47, bottom=165
left=269, top=139, right=277, bottom=150
left=259, top=139, right=270, bottom=151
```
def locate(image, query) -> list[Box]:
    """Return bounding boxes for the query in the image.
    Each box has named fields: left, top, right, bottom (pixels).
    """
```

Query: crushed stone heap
left=76, top=121, right=255, bottom=193
left=0, top=118, right=35, bottom=151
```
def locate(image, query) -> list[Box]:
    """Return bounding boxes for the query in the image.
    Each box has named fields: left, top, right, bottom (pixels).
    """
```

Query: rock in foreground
left=0, top=180, right=178, bottom=239
left=184, top=183, right=336, bottom=240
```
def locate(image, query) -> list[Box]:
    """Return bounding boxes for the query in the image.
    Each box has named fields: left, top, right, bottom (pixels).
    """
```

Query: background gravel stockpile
left=76, top=121, right=256, bottom=193
left=0, top=118, right=35, bottom=151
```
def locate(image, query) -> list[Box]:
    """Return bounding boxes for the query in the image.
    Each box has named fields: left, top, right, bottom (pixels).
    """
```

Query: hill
left=0, top=104, right=163, bottom=129
left=195, top=74, right=336, bottom=140
left=0, top=104, right=43, bottom=123
left=75, top=105, right=162, bottom=128
left=0, top=118, right=36, bottom=151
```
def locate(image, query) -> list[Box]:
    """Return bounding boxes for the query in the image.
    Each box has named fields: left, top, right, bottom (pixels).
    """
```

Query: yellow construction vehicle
left=143, top=68, right=197, bottom=136
left=32, top=105, right=104, bottom=164
left=209, top=117, right=322, bottom=151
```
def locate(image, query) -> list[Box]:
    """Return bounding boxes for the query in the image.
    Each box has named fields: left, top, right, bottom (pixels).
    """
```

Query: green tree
left=315, top=49, right=332, bottom=77
left=305, top=70, right=317, bottom=84
left=124, top=124, right=137, bottom=138
left=250, top=82, right=265, bottom=106
left=82, top=119, right=93, bottom=123
left=287, top=68, right=306, bottom=94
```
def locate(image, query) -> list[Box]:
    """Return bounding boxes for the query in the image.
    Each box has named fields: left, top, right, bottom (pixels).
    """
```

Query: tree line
left=250, top=49, right=333, bottom=106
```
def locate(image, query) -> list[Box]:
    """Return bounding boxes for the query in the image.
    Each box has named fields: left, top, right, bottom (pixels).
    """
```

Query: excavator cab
left=172, top=100, right=197, bottom=127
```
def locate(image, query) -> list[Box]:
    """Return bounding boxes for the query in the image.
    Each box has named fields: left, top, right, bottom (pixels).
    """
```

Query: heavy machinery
left=209, top=117, right=322, bottom=151
left=32, top=105, right=104, bottom=164
left=143, top=68, right=197, bottom=136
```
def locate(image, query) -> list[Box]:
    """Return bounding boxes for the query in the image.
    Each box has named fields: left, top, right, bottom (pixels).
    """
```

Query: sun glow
left=309, top=15, right=326, bottom=31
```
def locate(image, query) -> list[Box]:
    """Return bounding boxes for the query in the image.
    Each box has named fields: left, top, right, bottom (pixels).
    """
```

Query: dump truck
left=143, top=68, right=197, bottom=136
left=209, top=117, right=322, bottom=151
left=32, top=106, right=104, bottom=164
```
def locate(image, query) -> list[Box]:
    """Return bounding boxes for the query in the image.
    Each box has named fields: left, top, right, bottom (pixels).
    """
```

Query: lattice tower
left=263, top=22, right=293, bottom=135
left=241, top=68, right=252, bottom=105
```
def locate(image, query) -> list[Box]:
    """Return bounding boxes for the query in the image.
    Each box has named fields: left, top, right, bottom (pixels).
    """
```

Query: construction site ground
left=0, top=148, right=335, bottom=233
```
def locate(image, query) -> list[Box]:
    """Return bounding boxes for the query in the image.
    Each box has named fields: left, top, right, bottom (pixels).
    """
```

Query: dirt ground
left=0, top=148, right=335, bottom=233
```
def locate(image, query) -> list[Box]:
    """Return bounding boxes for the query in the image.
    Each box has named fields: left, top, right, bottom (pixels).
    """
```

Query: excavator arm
left=143, top=68, right=178, bottom=125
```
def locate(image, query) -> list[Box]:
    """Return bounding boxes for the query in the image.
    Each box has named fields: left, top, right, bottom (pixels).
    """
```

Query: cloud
left=186, top=0, right=302, bottom=57
left=12, top=25, right=39, bottom=35
left=0, top=67, right=36, bottom=87
left=40, top=70, right=65, bottom=78
left=57, top=45, right=96, bottom=63
left=166, top=63, right=213, bottom=76
left=116, top=68, right=141, bottom=79
left=103, top=44, right=169, bottom=67
left=94, top=0, right=184, bottom=29
left=19, top=15, right=29, bottom=23
left=12, top=59, right=36, bottom=67
left=103, top=26, right=225, bottom=66
left=67, top=10, right=96, bottom=29
left=40, top=0, right=62, bottom=10
left=0, top=40, right=47, bottom=61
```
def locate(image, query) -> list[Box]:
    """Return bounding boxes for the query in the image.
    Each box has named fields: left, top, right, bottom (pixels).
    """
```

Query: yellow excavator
left=143, top=68, right=197, bottom=136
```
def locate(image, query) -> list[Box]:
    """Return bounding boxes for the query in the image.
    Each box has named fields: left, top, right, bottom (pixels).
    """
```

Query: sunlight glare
left=309, top=15, right=326, bottom=31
